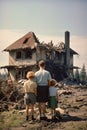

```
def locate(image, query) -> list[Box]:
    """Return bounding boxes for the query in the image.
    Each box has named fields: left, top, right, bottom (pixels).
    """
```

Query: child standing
left=48, top=79, right=58, bottom=121
left=24, top=71, right=37, bottom=121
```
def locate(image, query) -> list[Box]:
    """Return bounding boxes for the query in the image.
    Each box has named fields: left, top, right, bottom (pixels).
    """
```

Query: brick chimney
left=65, top=31, right=70, bottom=68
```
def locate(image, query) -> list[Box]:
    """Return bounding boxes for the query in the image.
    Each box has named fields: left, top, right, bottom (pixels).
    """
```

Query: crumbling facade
left=2, top=31, right=78, bottom=82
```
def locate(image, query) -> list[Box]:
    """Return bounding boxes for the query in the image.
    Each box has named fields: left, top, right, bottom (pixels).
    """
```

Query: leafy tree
left=80, top=64, right=87, bottom=84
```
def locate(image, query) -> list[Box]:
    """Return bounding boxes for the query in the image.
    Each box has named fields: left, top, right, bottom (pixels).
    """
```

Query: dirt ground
left=0, top=85, right=87, bottom=130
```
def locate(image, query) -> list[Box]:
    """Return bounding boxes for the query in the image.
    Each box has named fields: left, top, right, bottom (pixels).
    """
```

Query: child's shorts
left=48, top=96, right=57, bottom=108
left=24, top=93, right=36, bottom=105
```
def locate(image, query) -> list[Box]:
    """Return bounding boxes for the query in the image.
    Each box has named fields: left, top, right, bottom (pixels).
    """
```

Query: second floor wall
left=8, top=47, right=47, bottom=66
left=9, top=49, right=37, bottom=66
left=47, top=51, right=73, bottom=67
left=8, top=47, right=74, bottom=67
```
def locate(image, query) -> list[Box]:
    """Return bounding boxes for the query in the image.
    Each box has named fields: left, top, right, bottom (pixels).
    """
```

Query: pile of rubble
left=0, top=80, right=25, bottom=112
left=0, top=79, right=87, bottom=114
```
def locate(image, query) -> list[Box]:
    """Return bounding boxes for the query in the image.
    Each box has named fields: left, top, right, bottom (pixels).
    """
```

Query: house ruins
left=1, top=31, right=78, bottom=82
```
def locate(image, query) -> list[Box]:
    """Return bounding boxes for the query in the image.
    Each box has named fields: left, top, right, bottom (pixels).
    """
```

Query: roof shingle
left=4, top=32, right=40, bottom=51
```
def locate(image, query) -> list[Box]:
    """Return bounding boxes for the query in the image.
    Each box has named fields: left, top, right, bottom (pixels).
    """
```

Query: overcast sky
left=0, top=0, right=87, bottom=72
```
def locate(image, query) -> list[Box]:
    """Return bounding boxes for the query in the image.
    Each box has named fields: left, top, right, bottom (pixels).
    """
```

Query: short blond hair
left=26, top=71, right=35, bottom=79
left=49, top=79, right=57, bottom=86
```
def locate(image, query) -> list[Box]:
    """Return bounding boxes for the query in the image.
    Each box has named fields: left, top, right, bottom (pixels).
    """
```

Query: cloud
left=70, top=36, right=87, bottom=70
left=0, top=29, right=26, bottom=50
left=0, top=29, right=26, bottom=66
left=0, top=29, right=87, bottom=71
left=38, top=34, right=64, bottom=44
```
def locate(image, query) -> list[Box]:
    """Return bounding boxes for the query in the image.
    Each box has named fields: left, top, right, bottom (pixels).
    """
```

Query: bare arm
left=48, top=80, right=50, bottom=87
left=33, top=82, right=37, bottom=96
left=56, top=89, right=59, bottom=102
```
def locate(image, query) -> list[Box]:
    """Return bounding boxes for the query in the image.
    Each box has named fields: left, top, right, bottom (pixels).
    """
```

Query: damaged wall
left=9, top=49, right=36, bottom=66
left=2, top=31, right=78, bottom=82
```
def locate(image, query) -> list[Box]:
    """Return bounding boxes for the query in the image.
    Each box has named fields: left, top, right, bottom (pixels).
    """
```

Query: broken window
left=16, top=71, right=22, bottom=80
left=16, top=51, right=21, bottom=59
left=25, top=49, right=32, bottom=59
left=23, top=38, right=29, bottom=44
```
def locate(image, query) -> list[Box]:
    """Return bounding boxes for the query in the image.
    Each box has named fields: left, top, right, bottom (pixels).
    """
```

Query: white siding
left=9, top=51, right=36, bottom=66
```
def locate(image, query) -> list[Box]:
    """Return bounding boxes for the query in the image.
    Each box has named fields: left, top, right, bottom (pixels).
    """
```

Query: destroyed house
left=2, top=31, right=78, bottom=82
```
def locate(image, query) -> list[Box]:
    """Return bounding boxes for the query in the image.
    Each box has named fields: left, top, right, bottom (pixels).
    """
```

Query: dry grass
left=0, top=85, right=87, bottom=130
left=0, top=110, right=26, bottom=130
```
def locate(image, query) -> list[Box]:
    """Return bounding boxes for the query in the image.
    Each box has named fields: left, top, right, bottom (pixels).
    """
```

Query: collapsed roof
left=4, top=32, right=40, bottom=51
left=4, top=32, right=78, bottom=55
